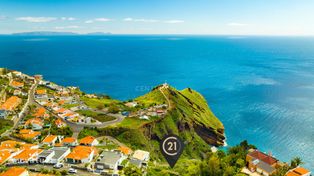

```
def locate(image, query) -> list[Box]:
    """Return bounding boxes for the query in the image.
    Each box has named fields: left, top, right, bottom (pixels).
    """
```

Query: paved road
left=14, top=79, right=38, bottom=128
left=34, top=100, right=124, bottom=138
left=25, top=164, right=99, bottom=176
left=1, top=79, right=38, bottom=138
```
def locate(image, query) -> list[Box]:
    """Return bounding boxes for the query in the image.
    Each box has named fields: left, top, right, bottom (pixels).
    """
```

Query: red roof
left=248, top=150, right=278, bottom=165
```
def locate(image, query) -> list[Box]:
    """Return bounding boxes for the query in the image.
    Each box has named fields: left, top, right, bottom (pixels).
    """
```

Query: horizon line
left=1, top=32, right=314, bottom=37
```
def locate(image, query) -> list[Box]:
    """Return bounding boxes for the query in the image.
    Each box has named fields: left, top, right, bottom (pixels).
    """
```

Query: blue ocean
left=1, top=35, right=314, bottom=170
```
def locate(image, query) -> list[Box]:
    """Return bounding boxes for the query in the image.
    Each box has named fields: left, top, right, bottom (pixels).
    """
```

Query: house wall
left=50, top=149, right=71, bottom=164
left=43, top=152, right=55, bottom=163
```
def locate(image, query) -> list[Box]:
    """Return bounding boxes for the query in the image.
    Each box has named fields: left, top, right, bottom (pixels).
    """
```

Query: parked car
left=53, top=163, right=64, bottom=169
left=68, top=168, right=77, bottom=174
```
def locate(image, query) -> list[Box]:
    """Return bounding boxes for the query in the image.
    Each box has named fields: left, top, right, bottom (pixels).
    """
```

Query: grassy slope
left=0, top=119, right=13, bottom=135
left=80, top=96, right=119, bottom=109
left=99, top=85, right=225, bottom=161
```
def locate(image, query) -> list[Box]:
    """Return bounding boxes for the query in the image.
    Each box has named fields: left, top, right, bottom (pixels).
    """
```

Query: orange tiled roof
left=42, top=135, right=57, bottom=143
left=55, top=119, right=66, bottom=127
left=10, top=81, right=24, bottom=88
left=0, top=140, right=36, bottom=151
left=62, top=137, right=76, bottom=144
left=79, top=136, right=96, bottom=145
left=66, top=146, right=97, bottom=160
left=56, top=108, right=66, bottom=113
left=36, top=89, right=47, bottom=95
left=58, top=100, right=65, bottom=105
left=0, top=140, right=22, bottom=149
left=118, top=146, right=132, bottom=155
left=286, top=167, right=311, bottom=176
left=63, top=113, right=74, bottom=117
left=0, top=150, right=12, bottom=164
left=33, top=107, right=46, bottom=118
left=286, top=172, right=301, bottom=176
left=25, top=118, right=43, bottom=127
left=0, top=96, right=22, bottom=111
left=13, top=148, right=42, bottom=161
left=0, top=167, right=28, bottom=176
left=19, top=129, right=41, bottom=140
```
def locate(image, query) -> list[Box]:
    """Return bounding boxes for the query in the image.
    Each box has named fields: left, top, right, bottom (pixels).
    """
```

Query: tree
left=60, top=170, right=67, bottom=175
left=235, top=158, right=245, bottom=168
left=290, top=157, right=303, bottom=168
left=96, top=104, right=104, bottom=110
left=124, top=165, right=142, bottom=176
left=201, top=155, right=222, bottom=176
left=223, top=166, right=236, bottom=176
left=108, top=104, right=120, bottom=113
left=272, top=165, right=290, bottom=176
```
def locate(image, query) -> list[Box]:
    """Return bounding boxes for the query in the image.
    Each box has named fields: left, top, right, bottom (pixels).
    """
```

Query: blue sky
left=0, top=0, right=314, bottom=35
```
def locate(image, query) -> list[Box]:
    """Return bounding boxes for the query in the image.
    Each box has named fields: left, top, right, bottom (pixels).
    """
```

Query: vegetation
left=78, top=127, right=99, bottom=139
left=0, top=119, right=13, bottom=135
left=124, top=165, right=142, bottom=176
left=147, top=141, right=254, bottom=176
left=99, top=85, right=225, bottom=160
left=80, top=96, right=119, bottom=109
left=77, top=110, right=115, bottom=122
left=50, top=125, right=73, bottom=137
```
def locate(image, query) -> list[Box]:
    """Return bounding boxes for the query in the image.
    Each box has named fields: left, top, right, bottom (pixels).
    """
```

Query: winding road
left=1, top=79, right=38, bottom=137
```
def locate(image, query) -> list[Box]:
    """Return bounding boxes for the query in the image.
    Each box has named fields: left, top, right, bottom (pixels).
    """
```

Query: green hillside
left=99, top=84, right=225, bottom=160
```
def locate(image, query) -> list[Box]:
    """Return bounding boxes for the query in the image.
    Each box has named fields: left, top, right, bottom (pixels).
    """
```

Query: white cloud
left=94, top=18, right=112, bottom=22
left=85, top=18, right=112, bottom=23
left=123, top=17, right=133, bottom=21
left=61, top=17, right=76, bottom=21
left=123, top=18, right=159, bottom=23
left=164, top=20, right=184, bottom=24
left=227, top=22, right=248, bottom=26
left=55, top=25, right=79, bottom=29
left=16, top=17, right=57, bottom=23
left=123, top=18, right=184, bottom=24
left=85, top=20, right=94, bottom=24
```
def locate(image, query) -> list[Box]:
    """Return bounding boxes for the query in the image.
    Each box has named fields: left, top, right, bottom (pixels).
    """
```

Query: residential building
left=0, top=110, right=7, bottom=119
left=130, top=150, right=150, bottom=168
left=35, top=89, right=47, bottom=99
left=132, top=150, right=150, bottom=162
left=25, top=118, right=43, bottom=130
left=11, top=148, right=43, bottom=164
left=125, top=102, right=138, bottom=108
left=286, top=167, right=311, bottom=176
left=118, top=146, right=132, bottom=155
left=49, top=147, right=71, bottom=164
left=0, top=140, right=38, bottom=152
left=32, top=107, right=49, bottom=118
left=79, top=136, right=99, bottom=146
left=54, top=119, right=66, bottom=128
left=0, top=167, right=29, bottom=176
left=66, top=146, right=97, bottom=164
left=95, top=151, right=126, bottom=171
left=0, top=96, right=22, bottom=111
left=19, top=129, right=41, bottom=140
left=246, top=149, right=279, bottom=176
left=37, top=150, right=55, bottom=164
left=61, top=137, right=77, bottom=147
left=0, top=150, right=12, bottom=165
left=42, top=135, right=58, bottom=146
left=10, top=81, right=24, bottom=88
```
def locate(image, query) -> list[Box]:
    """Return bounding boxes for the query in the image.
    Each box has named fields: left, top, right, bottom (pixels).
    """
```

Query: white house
left=49, top=147, right=71, bottom=164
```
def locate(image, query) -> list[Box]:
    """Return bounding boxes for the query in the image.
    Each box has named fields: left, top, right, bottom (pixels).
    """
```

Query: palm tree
left=290, top=157, right=303, bottom=168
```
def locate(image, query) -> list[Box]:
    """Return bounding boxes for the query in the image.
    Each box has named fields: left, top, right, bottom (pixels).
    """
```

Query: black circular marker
left=160, top=134, right=184, bottom=168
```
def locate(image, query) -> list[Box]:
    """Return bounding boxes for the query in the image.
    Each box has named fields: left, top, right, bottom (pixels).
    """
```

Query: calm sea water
left=1, top=35, right=314, bottom=170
